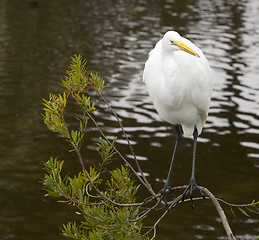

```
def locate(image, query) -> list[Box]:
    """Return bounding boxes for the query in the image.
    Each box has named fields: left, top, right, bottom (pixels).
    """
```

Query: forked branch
left=42, top=55, right=258, bottom=240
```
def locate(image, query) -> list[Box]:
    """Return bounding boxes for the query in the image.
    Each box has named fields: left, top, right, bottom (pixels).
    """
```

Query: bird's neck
left=160, top=50, right=184, bottom=105
left=161, top=50, right=180, bottom=84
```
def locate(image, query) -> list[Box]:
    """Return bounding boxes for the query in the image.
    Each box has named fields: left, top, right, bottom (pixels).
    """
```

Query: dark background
left=0, top=0, right=258, bottom=239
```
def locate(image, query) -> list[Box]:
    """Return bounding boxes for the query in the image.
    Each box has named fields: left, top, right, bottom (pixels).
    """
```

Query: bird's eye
left=170, top=40, right=177, bottom=46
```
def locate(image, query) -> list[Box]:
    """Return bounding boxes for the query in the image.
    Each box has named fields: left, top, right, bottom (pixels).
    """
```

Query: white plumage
left=143, top=31, right=213, bottom=208
left=143, top=31, right=213, bottom=136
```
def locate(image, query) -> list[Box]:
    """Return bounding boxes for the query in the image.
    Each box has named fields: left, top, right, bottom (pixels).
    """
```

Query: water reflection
left=0, top=0, right=258, bottom=239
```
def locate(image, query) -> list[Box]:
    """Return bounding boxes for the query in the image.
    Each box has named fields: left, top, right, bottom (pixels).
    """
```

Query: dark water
left=0, top=0, right=258, bottom=239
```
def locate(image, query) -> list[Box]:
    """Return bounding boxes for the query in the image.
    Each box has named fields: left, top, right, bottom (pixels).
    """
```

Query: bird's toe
left=182, top=178, right=205, bottom=208
left=144, top=184, right=176, bottom=212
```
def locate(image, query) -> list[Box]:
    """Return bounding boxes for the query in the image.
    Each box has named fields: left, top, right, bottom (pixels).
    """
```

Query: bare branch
left=201, top=187, right=237, bottom=240
left=216, top=198, right=259, bottom=208
left=80, top=70, right=152, bottom=192
left=141, top=185, right=238, bottom=240
left=85, top=110, right=155, bottom=195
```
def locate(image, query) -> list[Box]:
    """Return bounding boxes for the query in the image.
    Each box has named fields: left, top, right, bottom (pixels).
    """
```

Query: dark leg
left=182, top=126, right=205, bottom=208
left=145, top=125, right=181, bottom=210
left=164, top=124, right=181, bottom=187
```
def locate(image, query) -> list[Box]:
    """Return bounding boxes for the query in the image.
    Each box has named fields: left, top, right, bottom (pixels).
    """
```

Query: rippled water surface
left=0, top=0, right=258, bottom=239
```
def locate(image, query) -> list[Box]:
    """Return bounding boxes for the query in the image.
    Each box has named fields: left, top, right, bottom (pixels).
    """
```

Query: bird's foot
left=182, top=177, right=205, bottom=209
left=144, top=183, right=176, bottom=211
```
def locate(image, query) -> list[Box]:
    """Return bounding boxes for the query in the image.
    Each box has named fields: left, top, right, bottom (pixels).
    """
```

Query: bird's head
left=162, top=31, right=200, bottom=58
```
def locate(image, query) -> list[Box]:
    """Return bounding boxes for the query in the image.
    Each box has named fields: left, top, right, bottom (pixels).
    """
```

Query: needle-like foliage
left=42, top=55, right=147, bottom=240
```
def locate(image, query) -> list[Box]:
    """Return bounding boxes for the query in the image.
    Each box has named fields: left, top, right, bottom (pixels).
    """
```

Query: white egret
left=143, top=31, right=213, bottom=208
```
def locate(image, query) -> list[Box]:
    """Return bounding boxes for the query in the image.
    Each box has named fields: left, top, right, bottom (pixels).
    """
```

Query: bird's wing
left=174, top=50, right=213, bottom=136
left=143, top=40, right=162, bottom=83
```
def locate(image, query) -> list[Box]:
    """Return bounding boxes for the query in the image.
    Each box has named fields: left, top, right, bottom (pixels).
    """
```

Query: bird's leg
left=144, top=125, right=181, bottom=210
left=162, top=125, right=181, bottom=190
left=182, top=126, right=205, bottom=208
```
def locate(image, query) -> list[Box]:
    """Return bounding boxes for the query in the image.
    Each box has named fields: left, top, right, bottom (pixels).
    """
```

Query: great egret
left=143, top=31, right=213, bottom=208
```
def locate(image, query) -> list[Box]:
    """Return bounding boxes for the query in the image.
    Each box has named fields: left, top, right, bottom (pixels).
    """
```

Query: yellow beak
left=171, top=40, right=200, bottom=57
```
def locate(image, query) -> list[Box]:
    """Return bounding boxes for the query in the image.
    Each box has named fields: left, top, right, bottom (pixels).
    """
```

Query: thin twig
left=74, top=145, right=142, bottom=207
left=201, top=187, right=237, bottom=240
left=85, top=182, right=101, bottom=199
left=80, top=71, right=153, bottom=193
left=216, top=198, right=259, bottom=208
left=69, top=90, right=154, bottom=196
left=130, top=199, right=162, bottom=222
left=144, top=195, right=181, bottom=239
left=86, top=110, right=155, bottom=195
left=97, top=89, right=150, bottom=185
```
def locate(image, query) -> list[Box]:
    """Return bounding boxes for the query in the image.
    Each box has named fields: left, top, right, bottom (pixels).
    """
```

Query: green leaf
left=230, top=206, right=236, bottom=218
left=238, top=207, right=251, bottom=218
left=245, top=206, right=259, bottom=215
